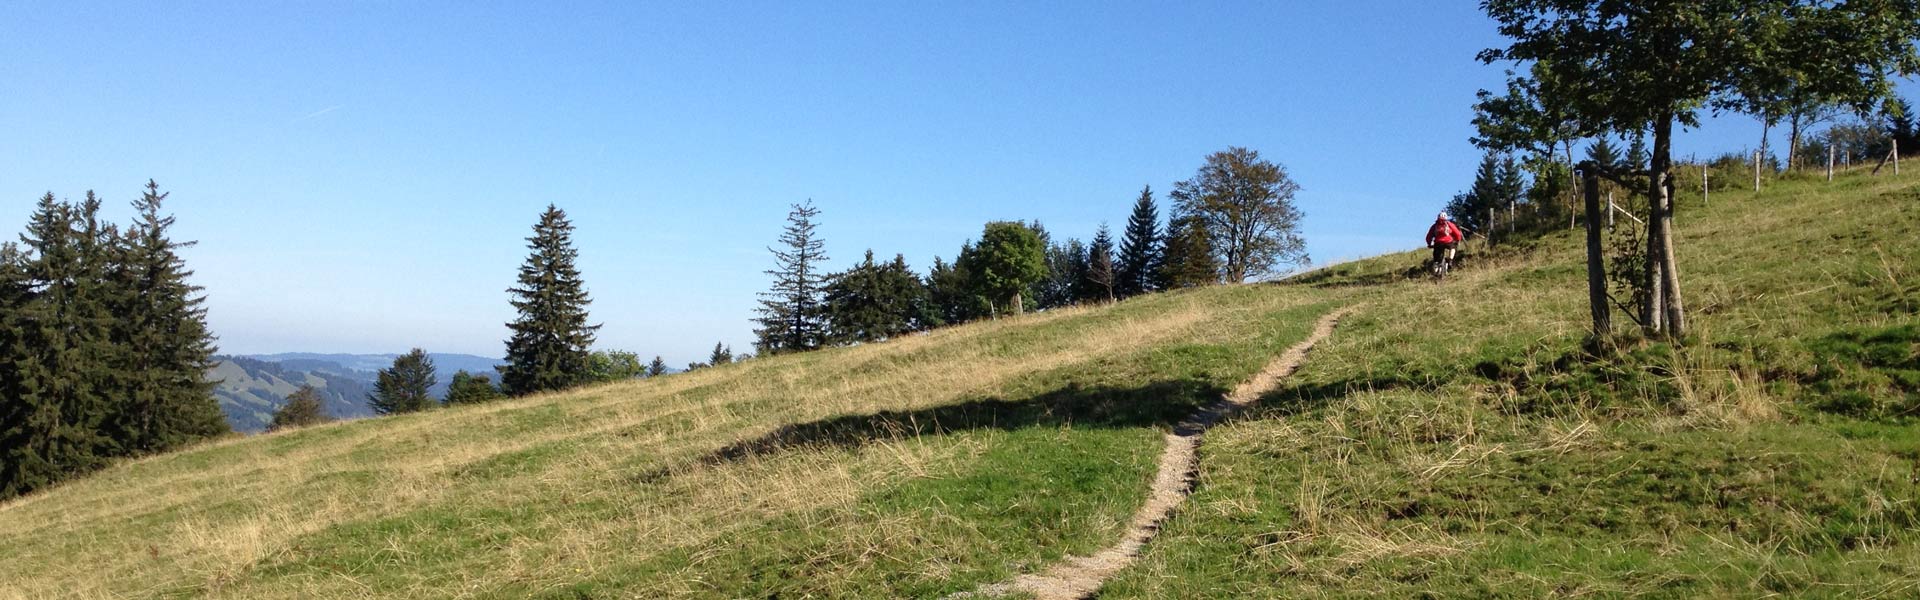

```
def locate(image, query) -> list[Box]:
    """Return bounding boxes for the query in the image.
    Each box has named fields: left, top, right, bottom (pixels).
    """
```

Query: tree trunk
left=1009, top=292, right=1023, bottom=315
left=1582, top=168, right=1610, bottom=337
left=1788, top=116, right=1803, bottom=171
left=1651, top=116, right=1686, bottom=339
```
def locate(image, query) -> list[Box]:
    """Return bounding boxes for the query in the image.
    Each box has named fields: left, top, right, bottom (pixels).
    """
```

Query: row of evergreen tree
left=751, top=146, right=1308, bottom=356
left=0, top=183, right=229, bottom=499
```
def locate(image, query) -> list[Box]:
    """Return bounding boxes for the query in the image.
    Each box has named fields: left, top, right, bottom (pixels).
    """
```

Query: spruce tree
left=103, top=181, right=228, bottom=454
left=889, top=254, right=938, bottom=332
left=444, top=370, right=506, bottom=405
left=0, top=194, right=116, bottom=497
left=369, top=349, right=437, bottom=415
left=1083, top=224, right=1117, bottom=303
left=708, top=342, right=734, bottom=366
left=1115, top=186, right=1163, bottom=298
left=1447, top=152, right=1505, bottom=235
left=926, top=255, right=982, bottom=326
left=1158, top=213, right=1221, bottom=288
left=268, top=386, right=332, bottom=431
left=647, top=356, right=669, bottom=377
left=500, top=205, right=599, bottom=396
left=753, top=201, right=830, bottom=354
left=825, top=250, right=924, bottom=343
left=1586, top=138, right=1621, bottom=171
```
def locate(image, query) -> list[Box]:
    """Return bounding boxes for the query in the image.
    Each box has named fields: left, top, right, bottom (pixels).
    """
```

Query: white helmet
left=1438, top=212, right=1451, bottom=221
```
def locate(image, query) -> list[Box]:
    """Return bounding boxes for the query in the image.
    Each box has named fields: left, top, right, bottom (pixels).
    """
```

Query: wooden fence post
left=1581, top=168, right=1610, bottom=338
left=1702, top=166, right=1709, bottom=207
left=1607, top=192, right=1616, bottom=229
left=1897, top=139, right=1901, bottom=175
left=1753, top=150, right=1762, bottom=191
left=1828, top=144, right=1835, bottom=182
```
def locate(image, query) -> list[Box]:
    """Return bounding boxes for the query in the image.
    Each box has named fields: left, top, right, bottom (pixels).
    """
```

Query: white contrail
left=292, top=105, right=342, bottom=122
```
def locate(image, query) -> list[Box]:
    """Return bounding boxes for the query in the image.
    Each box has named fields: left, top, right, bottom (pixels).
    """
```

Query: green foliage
left=825, top=251, right=931, bottom=343
left=708, top=343, right=734, bottom=367
left=1157, top=213, right=1220, bottom=289
left=957, top=221, right=1047, bottom=315
left=444, top=370, right=506, bottom=405
left=1115, top=186, right=1163, bottom=298
left=586, top=350, right=645, bottom=383
left=500, top=205, right=599, bottom=396
left=1446, top=151, right=1524, bottom=235
left=268, top=386, right=332, bottom=432
left=1037, top=236, right=1086, bottom=311
left=0, top=185, right=227, bottom=500
left=1170, top=146, right=1308, bottom=281
left=369, top=349, right=437, bottom=415
left=1081, top=224, right=1116, bottom=303
left=926, top=254, right=985, bottom=325
left=646, top=356, right=669, bottom=377
left=754, top=201, right=831, bottom=355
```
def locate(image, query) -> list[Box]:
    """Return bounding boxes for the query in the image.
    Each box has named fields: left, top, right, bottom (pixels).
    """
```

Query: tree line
left=750, top=146, right=1308, bottom=355
left=0, top=183, right=229, bottom=498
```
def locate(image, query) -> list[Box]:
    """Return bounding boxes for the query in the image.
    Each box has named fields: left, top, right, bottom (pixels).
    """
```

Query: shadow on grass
left=635, top=379, right=1225, bottom=483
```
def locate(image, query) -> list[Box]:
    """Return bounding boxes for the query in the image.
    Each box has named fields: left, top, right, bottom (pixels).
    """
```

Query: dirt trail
left=951, top=307, right=1354, bottom=600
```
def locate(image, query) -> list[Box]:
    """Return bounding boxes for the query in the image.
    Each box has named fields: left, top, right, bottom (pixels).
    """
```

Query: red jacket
left=1426, top=220, right=1463, bottom=246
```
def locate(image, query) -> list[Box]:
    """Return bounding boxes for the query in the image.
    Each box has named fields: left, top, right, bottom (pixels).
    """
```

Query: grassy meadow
left=0, top=276, right=1346, bottom=598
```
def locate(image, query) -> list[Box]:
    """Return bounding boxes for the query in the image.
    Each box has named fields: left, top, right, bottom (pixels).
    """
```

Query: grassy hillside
left=1108, top=172, right=1920, bottom=598
left=0, top=280, right=1348, bottom=598
left=2, top=169, right=1914, bottom=599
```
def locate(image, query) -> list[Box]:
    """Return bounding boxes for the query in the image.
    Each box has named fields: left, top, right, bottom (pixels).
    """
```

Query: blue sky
left=3, top=2, right=1914, bottom=364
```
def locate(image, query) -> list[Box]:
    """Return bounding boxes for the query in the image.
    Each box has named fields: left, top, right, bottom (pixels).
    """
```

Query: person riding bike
left=1426, top=213, right=1464, bottom=269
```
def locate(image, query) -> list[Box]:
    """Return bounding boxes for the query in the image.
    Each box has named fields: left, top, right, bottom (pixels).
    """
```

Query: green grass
left=1107, top=170, right=1920, bottom=598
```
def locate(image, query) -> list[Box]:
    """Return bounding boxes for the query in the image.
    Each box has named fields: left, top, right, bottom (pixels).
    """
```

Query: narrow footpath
left=954, top=307, right=1354, bottom=600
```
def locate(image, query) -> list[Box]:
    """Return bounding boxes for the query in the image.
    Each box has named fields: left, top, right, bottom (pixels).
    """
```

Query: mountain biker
left=1426, top=213, right=1464, bottom=268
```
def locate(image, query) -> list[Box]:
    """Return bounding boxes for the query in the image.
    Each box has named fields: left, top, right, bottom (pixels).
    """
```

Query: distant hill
left=209, top=353, right=503, bottom=433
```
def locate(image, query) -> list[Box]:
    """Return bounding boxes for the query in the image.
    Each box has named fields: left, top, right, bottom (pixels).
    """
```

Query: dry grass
left=0, top=283, right=1345, bottom=598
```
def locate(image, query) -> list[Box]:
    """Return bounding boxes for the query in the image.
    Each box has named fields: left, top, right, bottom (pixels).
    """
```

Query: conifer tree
left=1083, top=224, right=1117, bottom=303
left=647, top=356, right=669, bottom=377
left=926, top=254, right=983, bottom=326
left=754, top=201, right=830, bottom=354
left=1158, top=213, right=1221, bottom=288
left=268, top=386, right=332, bottom=431
left=102, top=181, right=228, bottom=454
left=369, top=349, right=437, bottom=415
left=889, top=254, right=938, bottom=332
left=826, top=250, right=930, bottom=342
left=708, top=342, right=734, bottom=366
left=444, top=370, right=506, bottom=405
left=1115, top=186, right=1163, bottom=298
left=1585, top=138, right=1622, bottom=171
left=500, top=205, right=599, bottom=396
left=0, top=194, right=116, bottom=497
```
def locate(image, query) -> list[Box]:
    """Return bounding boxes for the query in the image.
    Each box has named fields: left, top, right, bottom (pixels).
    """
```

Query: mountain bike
left=1428, top=244, right=1456, bottom=281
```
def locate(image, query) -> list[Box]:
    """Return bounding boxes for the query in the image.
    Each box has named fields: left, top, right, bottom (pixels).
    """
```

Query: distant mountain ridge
left=209, top=352, right=504, bottom=433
